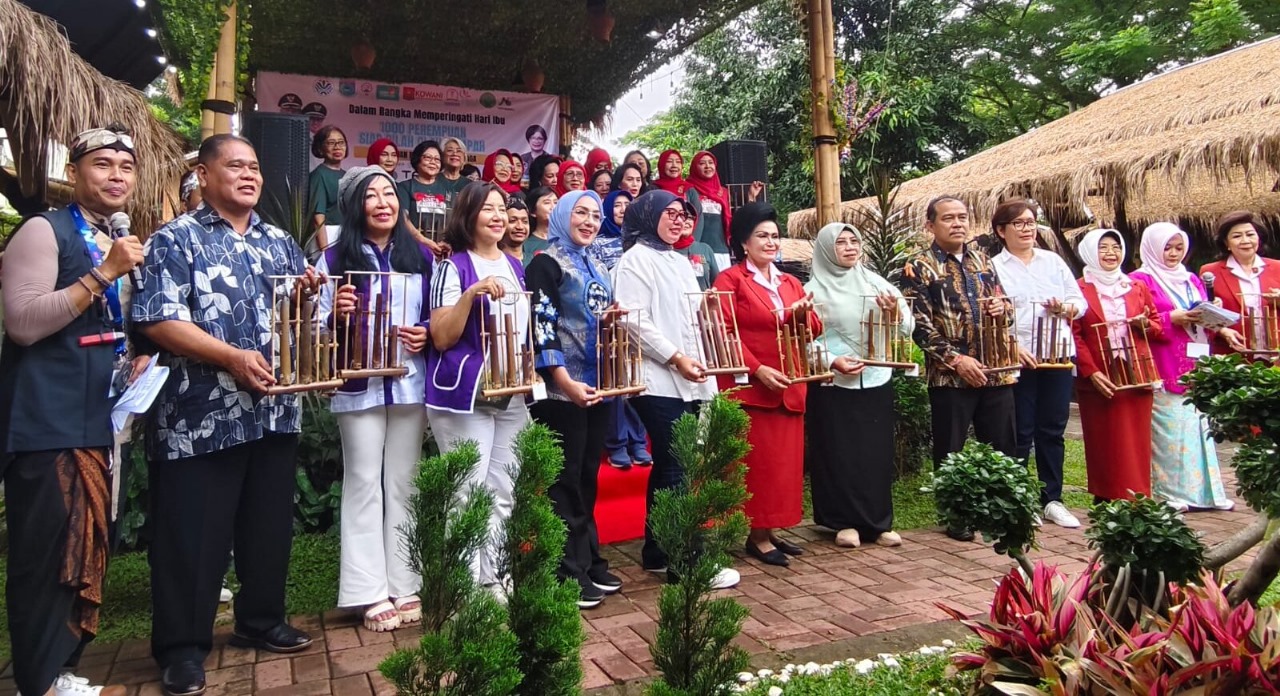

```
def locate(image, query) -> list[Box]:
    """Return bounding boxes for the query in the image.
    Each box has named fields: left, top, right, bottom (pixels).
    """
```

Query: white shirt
left=316, top=244, right=429, bottom=413
left=993, top=248, right=1086, bottom=358
left=1227, top=255, right=1266, bottom=311
left=746, top=261, right=785, bottom=311
left=614, top=243, right=718, bottom=402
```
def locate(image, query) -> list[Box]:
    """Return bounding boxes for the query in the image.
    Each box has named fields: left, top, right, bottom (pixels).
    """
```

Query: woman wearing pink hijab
left=1130, top=222, right=1233, bottom=512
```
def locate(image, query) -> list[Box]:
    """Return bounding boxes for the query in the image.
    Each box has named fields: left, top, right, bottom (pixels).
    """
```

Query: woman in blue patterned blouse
left=526, top=189, right=625, bottom=609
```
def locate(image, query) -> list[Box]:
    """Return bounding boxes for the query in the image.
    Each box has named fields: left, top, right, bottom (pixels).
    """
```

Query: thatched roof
left=787, top=36, right=1280, bottom=238
left=245, top=0, right=763, bottom=126
left=0, top=0, right=187, bottom=230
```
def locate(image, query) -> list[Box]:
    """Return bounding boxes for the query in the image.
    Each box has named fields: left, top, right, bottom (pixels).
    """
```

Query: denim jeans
left=630, top=395, right=701, bottom=569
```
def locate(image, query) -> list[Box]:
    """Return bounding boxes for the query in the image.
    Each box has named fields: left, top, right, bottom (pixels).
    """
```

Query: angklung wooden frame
left=336, top=271, right=412, bottom=381
left=858, top=294, right=916, bottom=370
left=1090, top=319, right=1162, bottom=391
left=265, top=274, right=344, bottom=395
left=594, top=307, right=646, bottom=398
left=773, top=303, right=833, bottom=385
left=1238, top=292, right=1280, bottom=358
left=479, top=289, right=539, bottom=399
left=686, top=290, right=749, bottom=377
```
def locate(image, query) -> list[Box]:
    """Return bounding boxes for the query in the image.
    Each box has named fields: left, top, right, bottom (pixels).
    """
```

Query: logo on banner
left=360, top=82, right=374, bottom=97
left=479, top=92, right=497, bottom=108
left=313, top=79, right=334, bottom=96
left=376, top=85, right=399, bottom=101
left=402, top=87, right=448, bottom=102
left=445, top=89, right=461, bottom=105
left=339, top=81, right=356, bottom=97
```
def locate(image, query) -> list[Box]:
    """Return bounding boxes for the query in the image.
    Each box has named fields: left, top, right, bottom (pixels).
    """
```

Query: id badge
left=531, top=380, right=549, bottom=401
left=1187, top=342, right=1210, bottom=359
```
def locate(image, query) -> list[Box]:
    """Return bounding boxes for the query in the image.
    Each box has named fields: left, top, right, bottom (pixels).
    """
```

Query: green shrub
left=502, top=425, right=583, bottom=696
left=932, top=441, right=1041, bottom=574
left=380, top=441, right=522, bottom=695
left=1085, top=494, right=1205, bottom=586
left=648, top=395, right=752, bottom=696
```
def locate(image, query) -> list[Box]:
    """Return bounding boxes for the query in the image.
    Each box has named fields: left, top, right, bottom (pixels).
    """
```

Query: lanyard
left=69, top=204, right=125, bottom=353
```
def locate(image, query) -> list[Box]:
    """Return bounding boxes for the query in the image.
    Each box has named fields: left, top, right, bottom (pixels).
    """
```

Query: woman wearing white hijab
left=804, top=223, right=914, bottom=548
left=1130, top=223, right=1232, bottom=511
left=1071, top=229, right=1163, bottom=502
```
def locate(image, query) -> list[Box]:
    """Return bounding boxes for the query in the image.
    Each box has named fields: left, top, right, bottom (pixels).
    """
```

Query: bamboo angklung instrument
left=278, top=290, right=293, bottom=385
left=298, top=293, right=314, bottom=385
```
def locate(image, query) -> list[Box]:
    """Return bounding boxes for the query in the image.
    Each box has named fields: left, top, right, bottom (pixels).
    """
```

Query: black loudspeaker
left=708, top=139, right=769, bottom=209
left=243, top=112, right=311, bottom=222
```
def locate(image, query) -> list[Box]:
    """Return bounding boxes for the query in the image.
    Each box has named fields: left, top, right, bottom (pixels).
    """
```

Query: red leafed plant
left=941, top=563, right=1280, bottom=694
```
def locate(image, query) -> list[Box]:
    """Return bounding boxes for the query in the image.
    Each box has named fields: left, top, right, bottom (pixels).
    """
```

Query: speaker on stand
left=708, top=139, right=769, bottom=210
left=243, top=112, right=311, bottom=230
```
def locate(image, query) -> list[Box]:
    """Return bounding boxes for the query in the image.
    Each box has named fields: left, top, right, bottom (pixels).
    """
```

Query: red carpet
left=594, top=456, right=651, bottom=544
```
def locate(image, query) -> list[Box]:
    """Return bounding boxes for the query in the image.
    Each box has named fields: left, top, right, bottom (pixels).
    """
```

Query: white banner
left=254, top=71, right=560, bottom=176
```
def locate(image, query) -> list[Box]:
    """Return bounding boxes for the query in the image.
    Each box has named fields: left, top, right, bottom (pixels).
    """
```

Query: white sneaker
left=54, top=673, right=120, bottom=696
left=710, top=567, right=740, bottom=590
left=220, top=586, right=233, bottom=603
left=1043, top=502, right=1081, bottom=528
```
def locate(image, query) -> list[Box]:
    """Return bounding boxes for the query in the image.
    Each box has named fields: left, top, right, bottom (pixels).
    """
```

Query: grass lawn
left=0, top=531, right=340, bottom=662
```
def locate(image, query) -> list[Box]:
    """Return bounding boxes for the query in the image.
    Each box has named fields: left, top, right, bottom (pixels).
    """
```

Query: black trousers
left=4, top=449, right=103, bottom=696
left=1012, top=369, right=1074, bottom=504
left=148, top=434, right=298, bottom=667
left=631, top=396, right=701, bottom=569
left=928, top=385, right=1017, bottom=465
left=531, top=399, right=610, bottom=583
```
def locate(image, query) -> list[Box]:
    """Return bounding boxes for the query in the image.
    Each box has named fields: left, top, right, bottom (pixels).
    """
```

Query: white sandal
left=364, top=600, right=401, bottom=632
left=394, top=594, right=423, bottom=624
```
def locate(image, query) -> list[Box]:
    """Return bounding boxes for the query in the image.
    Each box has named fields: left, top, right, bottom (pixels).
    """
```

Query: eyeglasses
left=661, top=209, right=689, bottom=223
left=420, top=155, right=442, bottom=164
left=571, top=207, right=602, bottom=222
left=1005, top=220, right=1036, bottom=230
left=324, top=139, right=346, bottom=147
left=834, top=238, right=862, bottom=247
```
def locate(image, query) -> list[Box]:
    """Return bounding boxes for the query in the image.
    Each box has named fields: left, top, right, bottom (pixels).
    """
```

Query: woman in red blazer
left=1071, top=230, right=1163, bottom=502
left=712, top=203, right=818, bottom=567
left=1198, top=211, right=1279, bottom=355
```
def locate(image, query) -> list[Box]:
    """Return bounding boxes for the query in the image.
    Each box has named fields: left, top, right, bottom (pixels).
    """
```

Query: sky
left=576, top=61, right=684, bottom=156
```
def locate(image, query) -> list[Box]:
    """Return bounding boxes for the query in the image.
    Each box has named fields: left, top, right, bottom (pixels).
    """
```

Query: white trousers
left=427, top=400, right=530, bottom=587
left=336, top=404, right=428, bottom=607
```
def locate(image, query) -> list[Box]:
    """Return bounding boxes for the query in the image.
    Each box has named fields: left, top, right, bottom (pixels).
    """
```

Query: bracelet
left=88, top=267, right=112, bottom=288
left=78, top=277, right=103, bottom=298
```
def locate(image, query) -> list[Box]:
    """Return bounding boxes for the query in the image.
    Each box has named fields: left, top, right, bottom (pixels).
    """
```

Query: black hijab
left=623, top=190, right=693, bottom=252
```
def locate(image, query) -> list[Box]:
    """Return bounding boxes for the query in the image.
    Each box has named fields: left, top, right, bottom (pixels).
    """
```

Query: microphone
left=107, top=212, right=142, bottom=288
left=1200, top=271, right=1215, bottom=303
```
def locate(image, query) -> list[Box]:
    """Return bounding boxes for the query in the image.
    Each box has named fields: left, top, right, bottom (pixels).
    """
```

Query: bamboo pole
left=807, top=0, right=841, bottom=227
left=199, top=55, right=217, bottom=142
left=211, top=1, right=237, bottom=136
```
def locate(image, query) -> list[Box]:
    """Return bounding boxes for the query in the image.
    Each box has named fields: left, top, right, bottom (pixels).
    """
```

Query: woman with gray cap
left=316, top=166, right=434, bottom=633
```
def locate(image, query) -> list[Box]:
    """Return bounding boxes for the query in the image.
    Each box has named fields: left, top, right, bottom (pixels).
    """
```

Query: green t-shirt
left=397, top=177, right=453, bottom=238
left=439, top=173, right=470, bottom=196
left=308, top=165, right=344, bottom=226
left=688, top=189, right=730, bottom=256
left=522, top=234, right=551, bottom=266
left=678, top=240, right=721, bottom=291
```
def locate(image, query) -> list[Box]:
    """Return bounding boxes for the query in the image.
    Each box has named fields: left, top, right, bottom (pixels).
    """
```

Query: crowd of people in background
left=1, top=124, right=1277, bottom=696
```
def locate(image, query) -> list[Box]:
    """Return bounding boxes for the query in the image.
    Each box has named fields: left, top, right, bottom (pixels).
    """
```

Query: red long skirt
left=1077, top=381, right=1153, bottom=500
left=741, top=405, right=804, bottom=529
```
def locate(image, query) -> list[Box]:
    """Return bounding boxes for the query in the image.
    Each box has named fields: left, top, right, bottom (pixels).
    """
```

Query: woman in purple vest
left=427, top=181, right=532, bottom=593
left=317, top=166, right=433, bottom=633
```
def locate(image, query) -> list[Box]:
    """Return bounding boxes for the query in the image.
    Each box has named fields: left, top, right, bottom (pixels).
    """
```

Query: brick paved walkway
left=0, top=416, right=1258, bottom=695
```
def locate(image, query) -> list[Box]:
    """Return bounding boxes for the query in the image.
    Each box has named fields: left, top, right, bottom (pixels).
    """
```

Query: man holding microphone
left=0, top=125, right=145, bottom=696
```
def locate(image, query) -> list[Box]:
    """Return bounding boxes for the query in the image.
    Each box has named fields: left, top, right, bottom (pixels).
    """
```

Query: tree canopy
left=622, top=0, right=1280, bottom=225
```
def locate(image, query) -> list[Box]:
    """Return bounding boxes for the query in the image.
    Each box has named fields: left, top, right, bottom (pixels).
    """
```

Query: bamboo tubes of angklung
left=279, top=291, right=293, bottom=385
left=485, top=315, right=500, bottom=388
left=298, top=295, right=314, bottom=385
left=504, top=313, right=517, bottom=388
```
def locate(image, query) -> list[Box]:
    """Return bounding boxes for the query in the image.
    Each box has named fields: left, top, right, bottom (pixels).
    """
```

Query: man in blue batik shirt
left=132, top=135, right=323, bottom=696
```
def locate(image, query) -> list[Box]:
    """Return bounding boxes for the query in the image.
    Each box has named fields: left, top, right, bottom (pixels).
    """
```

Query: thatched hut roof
left=786, top=36, right=1280, bottom=238
left=0, top=0, right=187, bottom=230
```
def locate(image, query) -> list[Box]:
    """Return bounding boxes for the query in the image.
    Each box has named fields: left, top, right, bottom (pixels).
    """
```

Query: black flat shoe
left=745, top=541, right=789, bottom=567
left=162, top=660, right=206, bottom=696
left=946, top=526, right=976, bottom=542
left=228, top=622, right=314, bottom=653
left=770, top=537, right=803, bottom=556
